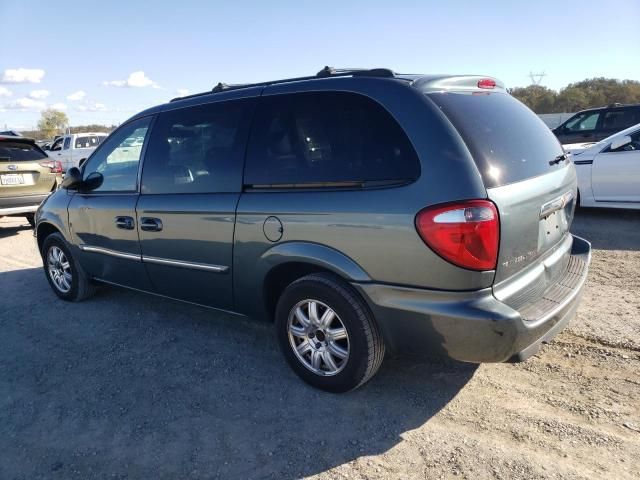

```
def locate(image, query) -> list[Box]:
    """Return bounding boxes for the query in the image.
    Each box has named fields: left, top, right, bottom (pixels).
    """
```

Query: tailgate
left=488, top=165, right=577, bottom=284
left=0, top=140, right=56, bottom=197
left=487, top=164, right=577, bottom=283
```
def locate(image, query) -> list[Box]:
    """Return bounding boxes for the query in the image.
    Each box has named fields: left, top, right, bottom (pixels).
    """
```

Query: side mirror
left=78, top=157, right=87, bottom=168
left=61, top=167, right=83, bottom=190
left=610, top=135, right=632, bottom=151
left=83, top=172, right=104, bottom=191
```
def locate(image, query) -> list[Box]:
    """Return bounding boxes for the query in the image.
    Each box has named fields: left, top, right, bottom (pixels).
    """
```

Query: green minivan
left=36, top=68, right=591, bottom=392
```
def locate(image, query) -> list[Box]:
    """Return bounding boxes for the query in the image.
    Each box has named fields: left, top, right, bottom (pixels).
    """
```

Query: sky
left=1, top=0, right=639, bottom=131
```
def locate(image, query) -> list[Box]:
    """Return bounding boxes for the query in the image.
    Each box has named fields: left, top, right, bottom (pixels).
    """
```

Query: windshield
left=427, top=91, right=565, bottom=188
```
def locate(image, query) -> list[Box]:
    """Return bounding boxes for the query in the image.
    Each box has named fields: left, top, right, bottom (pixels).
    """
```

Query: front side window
left=564, top=112, right=600, bottom=132
left=609, top=130, right=640, bottom=153
left=82, top=116, right=151, bottom=192
left=63, top=137, right=71, bottom=150
left=141, top=99, right=255, bottom=194
left=50, top=137, right=64, bottom=151
left=245, top=92, right=420, bottom=187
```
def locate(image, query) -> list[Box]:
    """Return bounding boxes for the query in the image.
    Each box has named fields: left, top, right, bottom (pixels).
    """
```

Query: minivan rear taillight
left=415, top=200, right=499, bottom=271
left=39, top=160, right=63, bottom=173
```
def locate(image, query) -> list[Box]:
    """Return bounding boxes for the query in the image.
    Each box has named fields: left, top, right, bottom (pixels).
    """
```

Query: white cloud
left=2, top=68, right=45, bottom=84
left=0, top=86, right=11, bottom=97
left=29, top=89, right=50, bottom=99
left=76, top=102, right=108, bottom=112
left=103, top=71, right=160, bottom=88
left=49, top=102, right=67, bottom=111
left=176, top=88, right=189, bottom=96
left=66, top=90, right=86, bottom=101
left=4, top=97, right=46, bottom=111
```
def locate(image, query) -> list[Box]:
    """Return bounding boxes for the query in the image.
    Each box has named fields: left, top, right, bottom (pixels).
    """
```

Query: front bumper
left=352, top=235, right=591, bottom=363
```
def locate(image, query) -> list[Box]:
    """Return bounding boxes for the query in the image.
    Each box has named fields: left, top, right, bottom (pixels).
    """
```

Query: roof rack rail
left=170, top=66, right=396, bottom=102
left=316, top=66, right=395, bottom=78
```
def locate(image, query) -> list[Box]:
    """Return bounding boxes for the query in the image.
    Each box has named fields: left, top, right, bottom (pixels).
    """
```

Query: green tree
left=510, top=85, right=557, bottom=113
left=37, top=108, right=69, bottom=139
left=555, top=86, right=589, bottom=112
left=513, top=78, right=640, bottom=114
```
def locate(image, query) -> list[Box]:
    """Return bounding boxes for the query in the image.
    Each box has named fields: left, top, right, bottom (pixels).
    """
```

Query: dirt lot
left=0, top=208, right=639, bottom=480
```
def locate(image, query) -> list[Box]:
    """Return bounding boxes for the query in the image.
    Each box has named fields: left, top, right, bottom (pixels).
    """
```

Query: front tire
left=25, top=213, right=35, bottom=228
left=41, top=232, right=96, bottom=302
left=275, top=273, right=385, bottom=392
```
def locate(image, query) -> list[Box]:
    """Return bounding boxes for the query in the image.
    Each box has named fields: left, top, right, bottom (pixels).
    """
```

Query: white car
left=573, top=122, right=640, bottom=209
left=562, top=141, right=597, bottom=155
left=47, top=132, right=108, bottom=172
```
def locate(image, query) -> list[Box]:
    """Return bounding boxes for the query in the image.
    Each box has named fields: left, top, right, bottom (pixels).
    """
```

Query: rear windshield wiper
left=549, top=153, right=569, bottom=165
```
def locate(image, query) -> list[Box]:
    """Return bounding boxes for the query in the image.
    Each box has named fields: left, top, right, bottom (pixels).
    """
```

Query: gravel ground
left=0, top=208, right=639, bottom=480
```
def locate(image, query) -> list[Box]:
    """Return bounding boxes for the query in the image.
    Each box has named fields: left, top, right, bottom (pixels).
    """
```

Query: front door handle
left=115, top=216, right=135, bottom=230
left=140, top=217, right=163, bottom=232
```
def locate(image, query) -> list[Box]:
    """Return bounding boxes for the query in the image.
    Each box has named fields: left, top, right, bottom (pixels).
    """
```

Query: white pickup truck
left=47, top=132, right=108, bottom=172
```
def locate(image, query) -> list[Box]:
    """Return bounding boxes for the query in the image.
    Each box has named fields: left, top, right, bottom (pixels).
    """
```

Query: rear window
left=0, top=141, right=48, bottom=162
left=427, top=92, right=565, bottom=188
left=245, top=91, right=420, bottom=187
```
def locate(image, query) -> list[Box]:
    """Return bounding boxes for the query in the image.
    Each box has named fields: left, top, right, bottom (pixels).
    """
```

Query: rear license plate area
left=0, top=173, right=24, bottom=185
left=538, top=210, right=569, bottom=251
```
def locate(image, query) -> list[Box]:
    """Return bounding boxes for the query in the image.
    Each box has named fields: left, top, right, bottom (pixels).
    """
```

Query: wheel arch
left=36, top=221, right=64, bottom=254
left=246, top=242, right=371, bottom=322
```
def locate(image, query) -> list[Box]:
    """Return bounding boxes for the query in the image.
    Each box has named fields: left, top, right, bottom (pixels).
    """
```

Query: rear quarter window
left=245, top=91, right=420, bottom=187
left=428, top=92, right=565, bottom=188
left=0, top=142, right=48, bottom=161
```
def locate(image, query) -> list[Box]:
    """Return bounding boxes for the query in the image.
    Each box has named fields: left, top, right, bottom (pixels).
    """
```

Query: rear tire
left=275, top=273, right=385, bottom=392
left=41, top=232, right=96, bottom=302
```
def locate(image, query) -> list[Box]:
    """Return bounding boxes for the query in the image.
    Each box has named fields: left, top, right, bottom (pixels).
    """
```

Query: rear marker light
left=477, top=78, right=496, bottom=89
left=415, top=200, right=499, bottom=271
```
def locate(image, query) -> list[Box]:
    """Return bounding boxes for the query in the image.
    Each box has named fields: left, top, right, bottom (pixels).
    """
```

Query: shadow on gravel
left=572, top=207, right=640, bottom=251
left=0, top=222, right=31, bottom=239
left=0, top=267, right=476, bottom=480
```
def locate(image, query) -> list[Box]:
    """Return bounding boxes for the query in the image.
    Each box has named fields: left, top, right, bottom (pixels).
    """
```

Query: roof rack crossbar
left=170, top=66, right=396, bottom=102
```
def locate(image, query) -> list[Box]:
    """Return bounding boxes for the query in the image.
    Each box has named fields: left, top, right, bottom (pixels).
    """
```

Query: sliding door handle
left=140, top=217, right=163, bottom=232
left=115, top=216, right=135, bottom=230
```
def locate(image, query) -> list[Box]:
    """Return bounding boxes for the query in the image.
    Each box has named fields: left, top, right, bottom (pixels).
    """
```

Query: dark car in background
left=553, top=103, right=640, bottom=145
left=35, top=68, right=591, bottom=392
left=0, top=135, right=62, bottom=227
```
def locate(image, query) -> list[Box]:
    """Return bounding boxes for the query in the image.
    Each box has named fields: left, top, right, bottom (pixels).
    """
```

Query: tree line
left=21, top=109, right=116, bottom=140
left=510, top=77, right=640, bottom=114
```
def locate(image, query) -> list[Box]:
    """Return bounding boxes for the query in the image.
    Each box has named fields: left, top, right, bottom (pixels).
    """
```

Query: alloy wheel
left=47, top=246, right=72, bottom=293
left=287, top=299, right=350, bottom=376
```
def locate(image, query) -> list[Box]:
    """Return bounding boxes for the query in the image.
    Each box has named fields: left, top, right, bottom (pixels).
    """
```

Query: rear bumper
left=353, top=235, right=591, bottom=363
left=0, top=194, right=50, bottom=215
